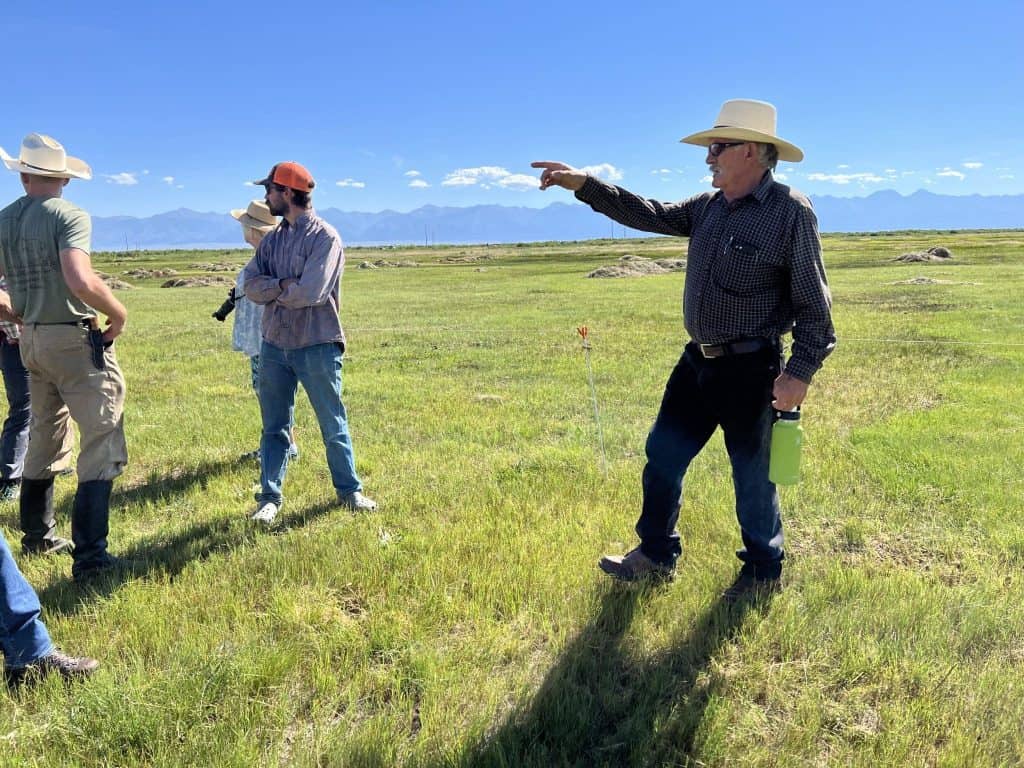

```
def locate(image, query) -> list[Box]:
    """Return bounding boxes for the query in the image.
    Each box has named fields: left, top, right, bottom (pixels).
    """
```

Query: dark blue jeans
left=0, top=532, right=52, bottom=667
left=637, top=342, right=784, bottom=577
left=0, top=336, right=30, bottom=482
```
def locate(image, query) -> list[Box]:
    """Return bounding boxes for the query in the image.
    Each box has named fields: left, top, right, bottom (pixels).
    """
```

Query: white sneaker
left=251, top=501, right=279, bottom=524
left=338, top=491, right=377, bottom=512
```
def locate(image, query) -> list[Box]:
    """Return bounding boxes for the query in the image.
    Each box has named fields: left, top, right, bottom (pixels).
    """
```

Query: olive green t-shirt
left=0, top=195, right=94, bottom=324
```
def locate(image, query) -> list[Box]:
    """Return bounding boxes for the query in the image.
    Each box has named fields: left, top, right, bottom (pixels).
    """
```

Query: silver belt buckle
left=699, top=343, right=720, bottom=359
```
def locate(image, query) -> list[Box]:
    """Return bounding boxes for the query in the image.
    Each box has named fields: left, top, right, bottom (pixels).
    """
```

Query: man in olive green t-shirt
left=0, top=133, right=131, bottom=582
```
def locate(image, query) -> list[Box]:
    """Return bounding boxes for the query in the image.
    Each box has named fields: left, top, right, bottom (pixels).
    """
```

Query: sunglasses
left=708, top=141, right=746, bottom=157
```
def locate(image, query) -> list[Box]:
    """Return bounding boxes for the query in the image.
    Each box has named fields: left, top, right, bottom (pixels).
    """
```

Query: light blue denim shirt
left=242, top=209, right=346, bottom=351
left=231, top=271, right=262, bottom=358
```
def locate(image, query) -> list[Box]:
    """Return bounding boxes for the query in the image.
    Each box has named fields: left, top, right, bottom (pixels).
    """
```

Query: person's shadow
left=459, top=580, right=770, bottom=767
left=17, top=458, right=337, bottom=618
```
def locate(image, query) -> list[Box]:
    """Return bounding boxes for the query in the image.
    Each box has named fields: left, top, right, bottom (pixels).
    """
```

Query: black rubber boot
left=70, top=480, right=116, bottom=581
left=19, top=477, right=72, bottom=555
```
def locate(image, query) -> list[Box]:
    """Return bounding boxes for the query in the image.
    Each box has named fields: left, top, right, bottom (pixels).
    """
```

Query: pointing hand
left=531, top=161, right=587, bottom=192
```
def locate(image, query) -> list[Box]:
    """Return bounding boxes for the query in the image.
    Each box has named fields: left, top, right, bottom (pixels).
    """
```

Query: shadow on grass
left=460, top=582, right=768, bottom=768
left=31, top=458, right=341, bottom=618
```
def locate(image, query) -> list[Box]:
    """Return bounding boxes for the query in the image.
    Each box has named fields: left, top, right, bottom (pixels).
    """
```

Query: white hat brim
left=0, top=146, right=92, bottom=179
left=680, top=128, right=804, bottom=163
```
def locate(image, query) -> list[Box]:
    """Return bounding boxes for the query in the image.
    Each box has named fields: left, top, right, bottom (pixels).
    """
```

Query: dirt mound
left=124, top=268, right=178, bottom=278
left=894, top=246, right=953, bottom=263
left=189, top=262, right=240, bottom=272
left=441, top=253, right=492, bottom=263
left=161, top=276, right=234, bottom=288
left=587, top=255, right=687, bottom=278
left=359, top=259, right=418, bottom=269
left=104, top=278, right=134, bottom=290
left=891, top=276, right=951, bottom=285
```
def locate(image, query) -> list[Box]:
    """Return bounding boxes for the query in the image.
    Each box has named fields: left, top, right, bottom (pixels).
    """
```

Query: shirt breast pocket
left=712, top=238, right=785, bottom=297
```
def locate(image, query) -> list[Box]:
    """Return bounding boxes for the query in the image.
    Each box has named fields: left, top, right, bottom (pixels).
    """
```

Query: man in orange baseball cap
left=243, top=159, right=375, bottom=525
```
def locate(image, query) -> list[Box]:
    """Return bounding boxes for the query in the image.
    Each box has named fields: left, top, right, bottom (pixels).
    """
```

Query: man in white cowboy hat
left=0, top=133, right=132, bottom=583
left=243, top=162, right=376, bottom=525
left=215, top=200, right=298, bottom=462
left=533, top=99, right=836, bottom=600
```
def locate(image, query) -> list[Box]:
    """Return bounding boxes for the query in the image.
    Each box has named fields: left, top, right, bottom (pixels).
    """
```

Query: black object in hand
left=212, top=289, right=236, bottom=322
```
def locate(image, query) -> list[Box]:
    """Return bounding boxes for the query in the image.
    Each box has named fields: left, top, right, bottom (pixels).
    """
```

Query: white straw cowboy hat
left=230, top=199, right=277, bottom=232
left=0, top=133, right=92, bottom=179
left=680, top=99, right=804, bottom=163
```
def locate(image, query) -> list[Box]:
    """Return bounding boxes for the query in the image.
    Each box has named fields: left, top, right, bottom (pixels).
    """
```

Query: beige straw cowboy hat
left=680, top=99, right=804, bottom=163
left=0, top=133, right=92, bottom=179
left=230, top=200, right=278, bottom=233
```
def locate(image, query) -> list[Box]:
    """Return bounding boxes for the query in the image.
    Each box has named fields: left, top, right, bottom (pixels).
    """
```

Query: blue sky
left=2, top=0, right=1021, bottom=217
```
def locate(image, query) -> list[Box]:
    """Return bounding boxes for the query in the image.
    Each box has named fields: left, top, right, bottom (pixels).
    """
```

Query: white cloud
left=142, top=169, right=150, bottom=175
left=837, top=164, right=850, bottom=169
left=580, top=163, right=623, bottom=181
left=162, top=176, right=175, bottom=185
left=336, top=178, right=366, bottom=188
left=901, top=170, right=916, bottom=176
left=1000, top=174, right=1015, bottom=179
left=936, top=168, right=965, bottom=180
left=176, top=184, right=184, bottom=189
left=103, top=172, right=139, bottom=185
left=243, top=180, right=257, bottom=186
left=441, top=166, right=511, bottom=187
left=807, top=172, right=885, bottom=185
left=775, top=173, right=788, bottom=181
left=409, top=179, right=430, bottom=188
left=650, top=168, right=673, bottom=175
left=884, top=168, right=898, bottom=174
left=405, top=170, right=421, bottom=177
left=700, top=174, right=713, bottom=183
left=497, top=173, right=538, bottom=190
left=962, top=162, right=983, bottom=169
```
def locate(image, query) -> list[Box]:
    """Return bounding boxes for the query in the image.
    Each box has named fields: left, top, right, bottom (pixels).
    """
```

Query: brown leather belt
left=697, top=338, right=776, bottom=359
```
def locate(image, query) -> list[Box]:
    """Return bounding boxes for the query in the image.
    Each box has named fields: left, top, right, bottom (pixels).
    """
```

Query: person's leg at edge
left=720, top=348, right=784, bottom=579
left=293, top=343, right=362, bottom=497
left=636, top=346, right=719, bottom=566
left=0, top=337, right=31, bottom=486
left=0, top=533, right=53, bottom=668
left=257, top=342, right=297, bottom=506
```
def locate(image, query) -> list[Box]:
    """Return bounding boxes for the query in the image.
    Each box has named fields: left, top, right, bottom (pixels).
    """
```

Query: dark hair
left=290, top=189, right=311, bottom=208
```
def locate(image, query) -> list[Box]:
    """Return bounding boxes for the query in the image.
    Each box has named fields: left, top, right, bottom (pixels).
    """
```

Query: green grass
left=1, top=230, right=1022, bottom=767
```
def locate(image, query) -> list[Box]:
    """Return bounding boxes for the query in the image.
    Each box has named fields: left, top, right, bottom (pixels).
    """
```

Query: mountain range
left=92, top=190, right=1023, bottom=251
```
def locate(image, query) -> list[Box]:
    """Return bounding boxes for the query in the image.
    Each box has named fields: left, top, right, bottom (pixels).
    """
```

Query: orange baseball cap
left=253, top=161, right=316, bottom=191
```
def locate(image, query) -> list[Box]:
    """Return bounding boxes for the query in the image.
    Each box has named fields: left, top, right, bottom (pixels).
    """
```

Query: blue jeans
left=0, top=336, right=30, bottom=482
left=637, top=342, right=785, bottom=578
left=0, top=532, right=52, bottom=667
left=257, top=341, right=362, bottom=505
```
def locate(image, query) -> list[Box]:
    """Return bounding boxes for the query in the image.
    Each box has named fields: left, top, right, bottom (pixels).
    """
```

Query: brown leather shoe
left=5, top=650, right=99, bottom=686
left=722, top=569, right=781, bottom=603
left=598, top=547, right=675, bottom=582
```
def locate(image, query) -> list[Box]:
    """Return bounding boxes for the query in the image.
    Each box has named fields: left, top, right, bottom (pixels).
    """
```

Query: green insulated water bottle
left=769, top=409, right=803, bottom=485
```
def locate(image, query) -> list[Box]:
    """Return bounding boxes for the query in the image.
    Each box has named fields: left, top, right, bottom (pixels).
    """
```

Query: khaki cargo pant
left=18, top=324, right=128, bottom=482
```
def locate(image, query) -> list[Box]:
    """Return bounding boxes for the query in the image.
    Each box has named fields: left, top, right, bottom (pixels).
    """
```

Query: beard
left=266, top=197, right=288, bottom=216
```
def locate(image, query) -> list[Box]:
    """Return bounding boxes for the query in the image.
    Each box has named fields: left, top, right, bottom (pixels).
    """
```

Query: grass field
left=1, top=230, right=1022, bottom=767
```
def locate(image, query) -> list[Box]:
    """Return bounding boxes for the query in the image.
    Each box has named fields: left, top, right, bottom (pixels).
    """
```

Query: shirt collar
left=282, top=208, right=316, bottom=229
left=715, top=171, right=774, bottom=209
